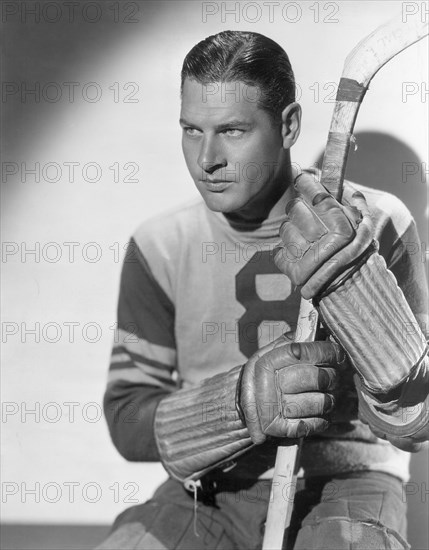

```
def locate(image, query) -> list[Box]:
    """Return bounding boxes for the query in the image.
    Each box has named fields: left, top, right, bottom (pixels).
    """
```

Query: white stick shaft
left=262, top=299, right=318, bottom=550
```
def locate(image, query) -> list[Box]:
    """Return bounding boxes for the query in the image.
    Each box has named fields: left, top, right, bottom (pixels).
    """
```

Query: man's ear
left=281, top=102, right=301, bottom=149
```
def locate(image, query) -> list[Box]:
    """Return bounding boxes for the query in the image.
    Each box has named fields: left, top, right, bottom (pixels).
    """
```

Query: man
left=97, top=31, right=428, bottom=549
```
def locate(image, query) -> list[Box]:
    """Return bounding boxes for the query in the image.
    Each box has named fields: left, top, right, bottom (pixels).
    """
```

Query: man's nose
left=197, top=136, right=226, bottom=174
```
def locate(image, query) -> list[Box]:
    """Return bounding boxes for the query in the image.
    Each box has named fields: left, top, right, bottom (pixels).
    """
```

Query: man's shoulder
left=127, top=198, right=213, bottom=295
left=349, top=181, right=410, bottom=213
left=131, top=197, right=219, bottom=267
left=346, top=180, right=414, bottom=240
left=133, top=197, right=207, bottom=245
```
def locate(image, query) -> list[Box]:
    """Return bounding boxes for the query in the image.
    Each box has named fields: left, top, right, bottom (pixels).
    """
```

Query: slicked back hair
left=181, top=30, right=296, bottom=122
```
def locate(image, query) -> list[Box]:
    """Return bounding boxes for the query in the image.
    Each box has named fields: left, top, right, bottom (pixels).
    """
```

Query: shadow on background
left=315, top=131, right=428, bottom=276
left=316, top=132, right=429, bottom=550
left=2, top=2, right=169, bottom=157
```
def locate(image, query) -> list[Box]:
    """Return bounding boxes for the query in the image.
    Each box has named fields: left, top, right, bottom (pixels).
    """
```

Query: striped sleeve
left=384, top=219, right=428, bottom=334
left=104, top=238, right=178, bottom=462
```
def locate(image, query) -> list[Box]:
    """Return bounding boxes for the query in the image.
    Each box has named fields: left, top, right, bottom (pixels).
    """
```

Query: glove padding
left=239, top=339, right=346, bottom=444
left=317, top=252, right=428, bottom=394
left=274, top=173, right=373, bottom=299
left=154, top=364, right=253, bottom=482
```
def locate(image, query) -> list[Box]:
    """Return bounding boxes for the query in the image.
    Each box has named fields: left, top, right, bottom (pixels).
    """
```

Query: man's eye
left=184, top=127, right=201, bottom=136
left=223, top=129, right=243, bottom=137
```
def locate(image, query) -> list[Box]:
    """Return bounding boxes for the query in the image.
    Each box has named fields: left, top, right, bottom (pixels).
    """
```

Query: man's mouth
left=199, top=179, right=234, bottom=192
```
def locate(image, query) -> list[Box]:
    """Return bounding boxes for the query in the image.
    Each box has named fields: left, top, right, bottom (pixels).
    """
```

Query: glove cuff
left=317, top=252, right=428, bottom=394
left=315, top=240, right=378, bottom=301
left=355, top=353, right=429, bottom=443
left=154, top=366, right=253, bottom=482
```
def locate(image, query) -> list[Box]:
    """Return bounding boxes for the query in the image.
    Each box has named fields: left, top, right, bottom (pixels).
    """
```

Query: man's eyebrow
left=179, top=118, right=198, bottom=128
left=215, top=120, right=252, bottom=131
left=179, top=118, right=252, bottom=130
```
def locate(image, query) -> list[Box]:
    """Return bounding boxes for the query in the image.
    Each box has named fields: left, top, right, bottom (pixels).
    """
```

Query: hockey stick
left=262, top=11, right=428, bottom=550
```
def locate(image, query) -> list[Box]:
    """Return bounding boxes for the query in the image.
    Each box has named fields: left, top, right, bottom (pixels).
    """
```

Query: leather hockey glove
left=239, top=338, right=345, bottom=444
left=154, top=336, right=345, bottom=482
left=274, top=173, right=429, bottom=444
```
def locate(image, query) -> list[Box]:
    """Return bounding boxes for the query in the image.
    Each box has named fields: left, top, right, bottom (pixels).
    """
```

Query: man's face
left=180, top=78, right=286, bottom=216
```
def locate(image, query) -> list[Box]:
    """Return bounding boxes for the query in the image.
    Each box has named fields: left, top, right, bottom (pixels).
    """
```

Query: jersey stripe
left=112, top=328, right=176, bottom=368
left=111, top=347, right=175, bottom=373
left=118, top=238, right=175, bottom=348
left=107, top=367, right=176, bottom=388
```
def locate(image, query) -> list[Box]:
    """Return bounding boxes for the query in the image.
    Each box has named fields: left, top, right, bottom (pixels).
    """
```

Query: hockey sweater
left=105, top=178, right=428, bottom=481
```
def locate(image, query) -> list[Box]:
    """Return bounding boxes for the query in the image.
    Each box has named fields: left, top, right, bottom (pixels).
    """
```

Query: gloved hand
left=273, top=172, right=429, bottom=449
left=274, top=173, right=374, bottom=300
left=238, top=336, right=346, bottom=444
left=154, top=333, right=346, bottom=482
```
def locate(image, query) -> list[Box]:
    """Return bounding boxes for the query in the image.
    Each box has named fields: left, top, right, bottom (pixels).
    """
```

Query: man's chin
left=200, top=193, right=240, bottom=214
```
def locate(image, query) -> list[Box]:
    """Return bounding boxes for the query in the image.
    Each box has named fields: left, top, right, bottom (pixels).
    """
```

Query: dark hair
left=181, top=30, right=295, bottom=121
